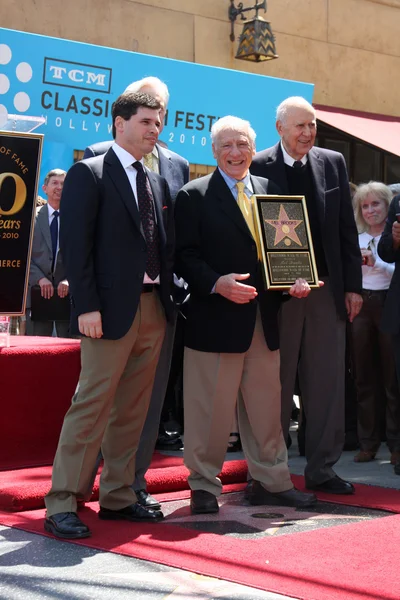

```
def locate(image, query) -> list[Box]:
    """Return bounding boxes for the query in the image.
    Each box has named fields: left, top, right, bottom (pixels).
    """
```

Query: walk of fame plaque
left=253, top=195, right=319, bottom=290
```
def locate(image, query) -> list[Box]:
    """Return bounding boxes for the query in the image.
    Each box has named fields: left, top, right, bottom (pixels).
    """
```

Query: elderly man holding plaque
left=175, top=115, right=317, bottom=514
left=251, top=97, right=363, bottom=495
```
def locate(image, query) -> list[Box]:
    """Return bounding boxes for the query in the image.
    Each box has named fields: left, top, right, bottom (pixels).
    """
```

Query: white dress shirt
left=359, top=231, right=394, bottom=290
left=280, top=141, right=308, bottom=167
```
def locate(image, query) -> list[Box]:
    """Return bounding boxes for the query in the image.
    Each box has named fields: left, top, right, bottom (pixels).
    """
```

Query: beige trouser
left=184, top=309, right=292, bottom=497
left=45, top=291, right=166, bottom=516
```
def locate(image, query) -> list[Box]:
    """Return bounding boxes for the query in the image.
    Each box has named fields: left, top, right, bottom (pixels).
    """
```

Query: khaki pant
left=45, top=291, right=166, bottom=516
left=183, top=309, right=292, bottom=497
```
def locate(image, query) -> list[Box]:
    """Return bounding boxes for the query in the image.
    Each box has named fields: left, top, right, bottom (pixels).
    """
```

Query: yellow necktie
left=143, top=153, right=154, bottom=171
left=236, top=181, right=262, bottom=260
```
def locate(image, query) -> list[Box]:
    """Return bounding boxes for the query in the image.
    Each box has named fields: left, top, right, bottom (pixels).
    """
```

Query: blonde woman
left=352, top=182, right=400, bottom=463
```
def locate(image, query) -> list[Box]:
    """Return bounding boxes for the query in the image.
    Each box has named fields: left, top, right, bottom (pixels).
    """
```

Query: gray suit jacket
left=28, top=204, right=66, bottom=309
left=83, top=141, right=189, bottom=200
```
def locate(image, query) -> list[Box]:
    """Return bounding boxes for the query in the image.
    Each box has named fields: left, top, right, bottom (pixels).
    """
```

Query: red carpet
left=0, top=454, right=248, bottom=512
left=1, top=499, right=399, bottom=600
left=1, top=453, right=400, bottom=599
left=1, top=454, right=400, bottom=514
left=0, top=336, right=81, bottom=471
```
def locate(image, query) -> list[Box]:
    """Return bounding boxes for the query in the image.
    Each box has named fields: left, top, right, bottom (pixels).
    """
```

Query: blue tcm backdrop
left=0, top=27, right=313, bottom=185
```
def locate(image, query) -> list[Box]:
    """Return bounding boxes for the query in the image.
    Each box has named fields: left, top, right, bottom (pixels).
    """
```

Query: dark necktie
left=132, top=161, right=160, bottom=281
left=293, top=160, right=304, bottom=170
left=50, top=210, right=59, bottom=271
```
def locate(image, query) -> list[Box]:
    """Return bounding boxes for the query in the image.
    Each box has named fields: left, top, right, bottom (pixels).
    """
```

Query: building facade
left=2, top=0, right=400, bottom=181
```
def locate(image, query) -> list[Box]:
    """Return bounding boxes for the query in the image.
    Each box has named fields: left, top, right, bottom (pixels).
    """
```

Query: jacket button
left=138, top=273, right=144, bottom=279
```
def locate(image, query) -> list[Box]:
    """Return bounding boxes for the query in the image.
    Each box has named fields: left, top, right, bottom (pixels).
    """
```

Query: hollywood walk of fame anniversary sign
left=253, top=195, right=319, bottom=290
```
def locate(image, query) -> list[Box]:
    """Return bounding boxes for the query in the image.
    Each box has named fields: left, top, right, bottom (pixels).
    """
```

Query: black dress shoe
left=306, top=475, right=355, bottom=495
left=99, top=502, right=164, bottom=522
left=155, top=432, right=183, bottom=451
left=190, top=490, right=219, bottom=514
left=135, top=489, right=161, bottom=510
left=44, top=512, right=91, bottom=539
left=248, top=481, right=317, bottom=508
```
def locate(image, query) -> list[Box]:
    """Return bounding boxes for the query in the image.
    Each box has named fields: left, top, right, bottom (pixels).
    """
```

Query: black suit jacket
left=175, top=169, right=283, bottom=353
left=251, top=143, right=362, bottom=319
left=60, top=147, right=175, bottom=339
left=378, top=194, right=400, bottom=335
left=83, top=141, right=189, bottom=200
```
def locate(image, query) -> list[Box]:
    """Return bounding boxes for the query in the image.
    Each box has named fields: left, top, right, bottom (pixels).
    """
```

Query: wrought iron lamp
left=229, top=0, right=278, bottom=62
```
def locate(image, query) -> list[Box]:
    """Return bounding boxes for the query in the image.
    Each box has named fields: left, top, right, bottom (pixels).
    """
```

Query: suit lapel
left=251, top=176, right=269, bottom=196
left=37, top=204, right=52, bottom=253
left=157, top=144, right=172, bottom=180
left=104, top=148, right=142, bottom=232
left=308, top=147, right=326, bottom=226
left=264, top=143, right=290, bottom=194
left=212, top=170, right=254, bottom=241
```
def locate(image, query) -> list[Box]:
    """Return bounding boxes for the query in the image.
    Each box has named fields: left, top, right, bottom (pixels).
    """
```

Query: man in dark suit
left=44, top=91, right=175, bottom=539
left=378, top=193, right=400, bottom=476
left=251, top=96, right=363, bottom=494
left=175, top=115, right=317, bottom=514
left=82, top=77, right=189, bottom=511
left=26, top=169, right=70, bottom=337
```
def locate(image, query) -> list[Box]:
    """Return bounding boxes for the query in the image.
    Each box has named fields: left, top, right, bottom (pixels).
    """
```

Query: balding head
left=276, top=96, right=316, bottom=160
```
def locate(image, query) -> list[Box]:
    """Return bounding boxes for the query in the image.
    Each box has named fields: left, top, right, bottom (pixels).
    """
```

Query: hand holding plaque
left=252, top=195, right=319, bottom=290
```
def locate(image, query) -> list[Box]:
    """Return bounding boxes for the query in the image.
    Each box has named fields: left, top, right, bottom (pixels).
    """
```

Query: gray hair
left=388, top=183, right=400, bottom=197
left=43, top=169, right=66, bottom=186
left=353, top=181, right=392, bottom=233
left=211, top=116, right=256, bottom=147
left=125, top=76, right=169, bottom=106
left=276, top=96, right=316, bottom=124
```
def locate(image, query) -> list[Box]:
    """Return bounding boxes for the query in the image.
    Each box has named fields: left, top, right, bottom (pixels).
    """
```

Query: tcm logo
left=43, top=58, right=112, bottom=94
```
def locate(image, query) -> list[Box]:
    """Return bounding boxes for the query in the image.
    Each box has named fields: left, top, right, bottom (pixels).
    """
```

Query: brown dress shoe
left=248, top=481, right=317, bottom=508
left=354, top=451, right=376, bottom=463
left=190, top=490, right=219, bottom=514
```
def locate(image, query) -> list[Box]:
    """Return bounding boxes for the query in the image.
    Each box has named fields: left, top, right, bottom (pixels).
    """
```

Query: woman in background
left=352, top=182, right=400, bottom=464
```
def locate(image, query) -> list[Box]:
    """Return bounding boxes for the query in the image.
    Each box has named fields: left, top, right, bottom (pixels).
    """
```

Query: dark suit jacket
left=175, top=169, right=283, bottom=353
left=60, top=147, right=175, bottom=339
left=28, top=204, right=67, bottom=309
left=251, top=143, right=362, bottom=319
left=378, top=194, right=400, bottom=335
left=83, top=141, right=189, bottom=200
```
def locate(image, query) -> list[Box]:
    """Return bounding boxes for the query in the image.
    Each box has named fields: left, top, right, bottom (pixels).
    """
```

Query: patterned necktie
left=50, top=210, right=59, bottom=271
left=236, top=182, right=262, bottom=260
left=132, top=161, right=160, bottom=280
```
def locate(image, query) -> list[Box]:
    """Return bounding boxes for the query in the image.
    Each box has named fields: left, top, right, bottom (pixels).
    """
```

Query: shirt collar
left=47, top=203, right=58, bottom=217
left=151, top=144, right=159, bottom=160
left=218, top=167, right=253, bottom=196
left=112, top=142, right=143, bottom=169
left=280, top=141, right=308, bottom=167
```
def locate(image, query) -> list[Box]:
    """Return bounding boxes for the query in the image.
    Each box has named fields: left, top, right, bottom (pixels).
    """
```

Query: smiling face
left=361, top=193, right=388, bottom=230
left=42, top=174, right=65, bottom=209
left=212, top=128, right=255, bottom=180
left=277, top=106, right=317, bottom=160
left=115, top=106, right=161, bottom=159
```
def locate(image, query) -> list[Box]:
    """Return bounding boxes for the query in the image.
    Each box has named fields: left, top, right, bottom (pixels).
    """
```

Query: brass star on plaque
left=265, top=204, right=303, bottom=247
